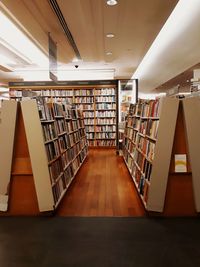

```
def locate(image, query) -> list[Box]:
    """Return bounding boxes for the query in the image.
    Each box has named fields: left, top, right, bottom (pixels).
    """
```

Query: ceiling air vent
left=48, top=0, right=81, bottom=60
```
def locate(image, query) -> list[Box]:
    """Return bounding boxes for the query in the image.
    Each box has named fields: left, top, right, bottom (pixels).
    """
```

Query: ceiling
left=1, top=0, right=193, bottom=93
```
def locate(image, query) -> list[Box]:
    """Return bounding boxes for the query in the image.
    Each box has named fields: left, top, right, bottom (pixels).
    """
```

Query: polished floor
left=1, top=149, right=200, bottom=266
left=57, top=148, right=145, bottom=216
left=0, top=217, right=200, bottom=267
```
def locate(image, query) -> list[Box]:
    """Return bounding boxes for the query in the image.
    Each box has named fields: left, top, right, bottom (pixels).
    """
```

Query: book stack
left=123, top=98, right=160, bottom=207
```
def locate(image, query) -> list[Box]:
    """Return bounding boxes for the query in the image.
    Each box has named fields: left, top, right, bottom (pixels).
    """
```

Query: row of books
left=45, top=140, right=60, bottom=162
left=127, top=116, right=140, bottom=130
left=48, top=138, right=88, bottom=188
left=137, top=135, right=156, bottom=161
left=84, top=118, right=95, bottom=125
left=69, top=129, right=85, bottom=146
left=95, top=96, right=115, bottom=102
left=124, top=138, right=135, bottom=156
left=95, top=110, right=116, bottom=117
left=96, top=132, right=116, bottom=139
left=129, top=99, right=160, bottom=118
left=83, top=111, right=95, bottom=118
left=125, top=119, right=159, bottom=143
left=140, top=99, right=160, bottom=118
left=87, top=139, right=116, bottom=146
left=96, top=118, right=116, bottom=125
left=123, top=99, right=161, bottom=205
left=85, top=126, right=95, bottom=132
left=96, top=140, right=116, bottom=146
left=66, top=119, right=84, bottom=133
left=74, top=97, right=94, bottom=104
left=49, top=157, right=63, bottom=184
left=10, top=88, right=116, bottom=97
left=57, top=119, right=66, bottom=134
left=145, top=120, right=159, bottom=139
left=124, top=127, right=137, bottom=143
left=75, top=104, right=94, bottom=110
left=74, top=89, right=93, bottom=96
left=95, top=88, right=115, bottom=96
left=86, top=132, right=116, bottom=140
left=42, top=122, right=57, bottom=142
left=52, top=174, right=67, bottom=203
left=124, top=149, right=149, bottom=202
left=85, top=118, right=116, bottom=125
left=96, top=125, right=116, bottom=132
left=96, top=103, right=116, bottom=110
left=40, top=89, right=73, bottom=97
left=52, top=145, right=88, bottom=204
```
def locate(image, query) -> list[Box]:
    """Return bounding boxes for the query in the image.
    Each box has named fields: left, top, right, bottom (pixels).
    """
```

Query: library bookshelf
left=0, top=99, right=88, bottom=215
left=123, top=96, right=200, bottom=216
left=9, top=80, right=118, bottom=148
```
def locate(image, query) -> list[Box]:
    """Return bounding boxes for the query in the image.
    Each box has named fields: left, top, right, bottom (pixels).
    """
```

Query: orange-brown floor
left=57, top=148, right=146, bottom=216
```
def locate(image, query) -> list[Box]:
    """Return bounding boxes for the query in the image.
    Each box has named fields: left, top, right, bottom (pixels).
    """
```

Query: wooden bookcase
left=123, top=96, right=200, bottom=216
left=9, top=81, right=118, bottom=148
left=0, top=99, right=88, bottom=214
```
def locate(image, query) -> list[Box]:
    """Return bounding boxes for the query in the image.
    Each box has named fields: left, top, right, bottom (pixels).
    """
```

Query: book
left=175, top=154, right=187, bottom=172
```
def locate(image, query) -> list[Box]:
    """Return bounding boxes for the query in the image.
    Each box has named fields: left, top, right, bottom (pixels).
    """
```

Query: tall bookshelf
left=0, top=99, right=88, bottom=213
left=123, top=96, right=200, bottom=216
left=9, top=80, right=118, bottom=148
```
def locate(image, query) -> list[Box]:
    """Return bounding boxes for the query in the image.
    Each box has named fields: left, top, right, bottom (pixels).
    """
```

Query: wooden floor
left=57, top=148, right=146, bottom=216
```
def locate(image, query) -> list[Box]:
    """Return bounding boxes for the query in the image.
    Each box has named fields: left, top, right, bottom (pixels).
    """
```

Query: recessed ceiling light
left=107, top=0, right=118, bottom=6
left=106, top=33, right=115, bottom=38
left=106, top=52, right=112, bottom=55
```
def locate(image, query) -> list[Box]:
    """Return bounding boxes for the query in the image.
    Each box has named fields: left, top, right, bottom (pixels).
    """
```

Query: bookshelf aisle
left=9, top=81, right=118, bottom=148
left=123, top=96, right=200, bottom=216
left=123, top=98, right=161, bottom=209
left=0, top=99, right=88, bottom=214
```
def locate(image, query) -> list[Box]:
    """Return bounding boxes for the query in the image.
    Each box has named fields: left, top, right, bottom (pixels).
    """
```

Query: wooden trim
left=9, top=85, right=117, bottom=90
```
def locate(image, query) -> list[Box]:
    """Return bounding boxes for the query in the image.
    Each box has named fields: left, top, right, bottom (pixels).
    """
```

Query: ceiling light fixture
left=106, top=33, right=115, bottom=38
left=106, top=52, right=112, bottom=55
left=0, top=10, right=48, bottom=68
left=107, top=0, right=118, bottom=6
left=132, top=0, right=200, bottom=90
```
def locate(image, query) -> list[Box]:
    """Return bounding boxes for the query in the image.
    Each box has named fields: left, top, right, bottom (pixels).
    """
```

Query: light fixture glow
left=106, top=33, right=115, bottom=38
left=0, top=54, right=16, bottom=65
left=107, top=0, right=118, bottom=6
left=72, top=57, right=80, bottom=63
left=0, top=11, right=48, bottom=68
left=132, top=0, right=200, bottom=90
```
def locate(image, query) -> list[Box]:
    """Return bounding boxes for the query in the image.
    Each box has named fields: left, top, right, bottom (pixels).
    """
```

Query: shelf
left=48, top=155, right=61, bottom=165
left=58, top=131, right=67, bottom=136
left=40, top=119, right=55, bottom=123
left=95, top=94, right=115, bottom=97
left=44, top=137, right=58, bottom=144
left=54, top=115, right=64, bottom=119
left=146, top=135, right=157, bottom=142
left=95, top=138, right=116, bottom=140
left=96, top=116, right=116, bottom=118
left=74, top=95, right=94, bottom=97
left=123, top=156, right=147, bottom=209
left=74, top=102, right=94, bottom=104
left=95, top=101, right=116, bottom=103
left=96, top=123, right=116, bottom=125
left=96, top=109, right=116, bottom=111
left=136, top=146, right=153, bottom=164
left=51, top=172, right=64, bottom=187
left=138, top=132, right=145, bottom=138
